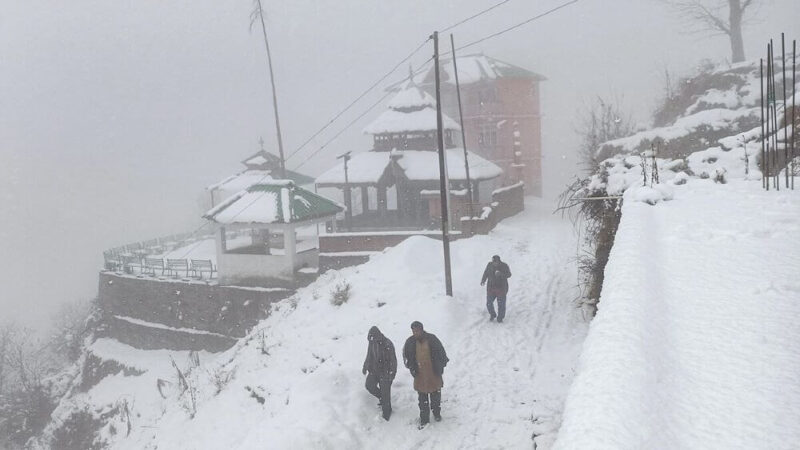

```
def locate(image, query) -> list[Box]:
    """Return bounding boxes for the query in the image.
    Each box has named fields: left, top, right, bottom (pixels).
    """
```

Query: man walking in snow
left=481, top=255, right=512, bottom=323
left=402, top=321, right=449, bottom=428
left=362, top=326, right=397, bottom=421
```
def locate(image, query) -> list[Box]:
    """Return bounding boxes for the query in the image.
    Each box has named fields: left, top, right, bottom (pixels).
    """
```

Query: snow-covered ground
left=71, top=197, right=588, bottom=449
left=555, top=178, right=800, bottom=449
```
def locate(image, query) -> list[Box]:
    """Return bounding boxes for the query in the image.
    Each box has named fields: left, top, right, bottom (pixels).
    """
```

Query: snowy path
left=555, top=179, right=800, bottom=449
left=115, top=198, right=588, bottom=450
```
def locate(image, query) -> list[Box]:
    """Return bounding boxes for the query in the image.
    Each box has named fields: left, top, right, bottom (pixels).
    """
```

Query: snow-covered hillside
left=48, top=198, right=588, bottom=449
left=553, top=56, right=800, bottom=448
left=554, top=178, right=800, bottom=449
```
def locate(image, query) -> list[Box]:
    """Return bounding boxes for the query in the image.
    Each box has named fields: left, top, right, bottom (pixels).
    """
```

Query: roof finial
left=407, top=64, right=416, bottom=86
left=258, top=136, right=265, bottom=151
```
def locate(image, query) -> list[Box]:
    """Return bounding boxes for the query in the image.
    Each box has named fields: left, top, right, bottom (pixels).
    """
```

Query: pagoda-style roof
left=388, top=54, right=546, bottom=91
left=432, top=54, right=546, bottom=85
left=315, top=148, right=502, bottom=187
left=209, top=150, right=314, bottom=193
left=396, top=149, right=503, bottom=182
left=315, top=151, right=393, bottom=187
left=204, top=181, right=343, bottom=225
left=364, top=81, right=460, bottom=135
left=241, top=150, right=282, bottom=170
left=363, top=108, right=460, bottom=135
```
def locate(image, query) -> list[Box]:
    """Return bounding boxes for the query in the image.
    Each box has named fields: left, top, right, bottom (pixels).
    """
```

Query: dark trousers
left=487, top=292, right=507, bottom=320
left=417, top=390, right=441, bottom=424
left=365, top=372, right=392, bottom=420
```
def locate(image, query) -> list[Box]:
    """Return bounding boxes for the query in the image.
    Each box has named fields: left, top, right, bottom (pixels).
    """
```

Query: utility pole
left=433, top=31, right=453, bottom=297
left=338, top=152, right=352, bottom=231
left=255, top=0, right=287, bottom=179
left=450, top=34, right=474, bottom=223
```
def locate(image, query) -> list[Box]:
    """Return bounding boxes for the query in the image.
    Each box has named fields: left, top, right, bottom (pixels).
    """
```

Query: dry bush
left=330, top=281, right=351, bottom=306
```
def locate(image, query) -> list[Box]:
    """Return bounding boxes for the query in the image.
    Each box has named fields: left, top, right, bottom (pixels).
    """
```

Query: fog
left=1, top=0, right=796, bottom=327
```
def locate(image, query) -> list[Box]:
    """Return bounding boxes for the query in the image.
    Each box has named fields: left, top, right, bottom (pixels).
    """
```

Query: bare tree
left=0, top=322, right=17, bottom=396
left=576, top=96, right=634, bottom=172
left=49, top=299, right=94, bottom=363
left=661, top=0, right=760, bottom=63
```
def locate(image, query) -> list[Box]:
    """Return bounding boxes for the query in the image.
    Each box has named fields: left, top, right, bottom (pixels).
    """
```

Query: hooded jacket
left=363, top=326, right=397, bottom=380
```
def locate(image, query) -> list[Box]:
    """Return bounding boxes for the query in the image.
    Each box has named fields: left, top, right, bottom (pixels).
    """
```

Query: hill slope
left=47, top=198, right=587, bottom=449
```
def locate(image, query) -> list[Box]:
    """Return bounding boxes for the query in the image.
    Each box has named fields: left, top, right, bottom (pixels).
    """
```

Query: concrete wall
left=217, top=252, right=294, bottom=284
left=491, top=182, right=525, bottom=221
left=98, top=272, right=293, bottom=340
left=320, top=232, right=464, bottom=253
left=96, top=316, right=236, bottom=353
left=461, top=183, right=525, bottom=235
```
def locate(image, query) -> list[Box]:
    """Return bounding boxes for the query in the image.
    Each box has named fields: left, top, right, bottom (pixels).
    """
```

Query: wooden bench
left=166, top=259, right=189, bottom=278
left=121, top=255, right=142, bottom=274
left=143, top=258, right=165, bottom=276
left=190, top=259, right=215, bottom=279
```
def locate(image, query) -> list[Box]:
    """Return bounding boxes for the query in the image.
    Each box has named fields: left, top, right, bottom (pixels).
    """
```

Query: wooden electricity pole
left=255, top=0, right=287, bottom=179
left=433, top=31, right=453, bottom=297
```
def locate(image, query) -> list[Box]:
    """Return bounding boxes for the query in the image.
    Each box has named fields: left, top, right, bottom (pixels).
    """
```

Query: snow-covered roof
left=363, top=108, right=460, bottom=135
left=242, top=150, right=282, bottom=168
left=315, top=149, right=502, bottom=186
left=246, top=155, right=268, bottom=166
left=364, top=80, right=460, bottom=135
left=387, top=83, right=436, bottom=110
left=207, top=170, right=274, bottom=193
left=204, top=182, right=343, bottom=225
left=398, top=54, right=545, bottom=89
left=315, top=151, right=392, bottom=186
left=397, top=149, right=503, bottom=182
left=208, top=168, right=315, bottom=193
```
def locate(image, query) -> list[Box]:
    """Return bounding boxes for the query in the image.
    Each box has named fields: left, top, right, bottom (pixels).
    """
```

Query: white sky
left=1, top=0, right=797, bottom=326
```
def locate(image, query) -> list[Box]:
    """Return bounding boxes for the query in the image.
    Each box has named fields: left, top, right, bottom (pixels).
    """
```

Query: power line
left=286, top=1, right=579, bottom=171
left=293, top=58, right=434, bottom=171
left=454, top=0, right=579, bottom=52
left=284, top=38, right=431, bottom=163
left=293, top=91, right=394, bottom=171
left=225, top=1, right=580, bottom=223
left=440, top=0, right=517, bottom=33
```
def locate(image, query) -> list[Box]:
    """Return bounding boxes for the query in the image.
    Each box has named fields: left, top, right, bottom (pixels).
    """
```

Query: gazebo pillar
left=361, top=186, right=369, bottom=217
left=283, top=224, right=297, bottom=273
left=377, top=186, right=387, bottom=218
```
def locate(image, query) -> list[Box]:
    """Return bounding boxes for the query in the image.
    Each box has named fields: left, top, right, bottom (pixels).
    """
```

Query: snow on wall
left=555, top=179, right=800, bottom=449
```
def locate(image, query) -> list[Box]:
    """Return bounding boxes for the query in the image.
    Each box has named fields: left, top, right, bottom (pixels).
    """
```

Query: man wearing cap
left=481, top=255, right=512, bottom=323
left=362, top=326, right=397, bottom=421
left=402, top=321, right=449, bottom=428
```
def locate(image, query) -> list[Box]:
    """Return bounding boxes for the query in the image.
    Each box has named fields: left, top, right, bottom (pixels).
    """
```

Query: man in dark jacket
left=402, top=321, right=449, bottom=427
left=481, top=255, right=512, bottom=323
left=362, top=326, right=397, bottom=420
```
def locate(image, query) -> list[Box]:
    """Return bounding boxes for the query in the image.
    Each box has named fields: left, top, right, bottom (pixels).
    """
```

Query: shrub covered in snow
left=329, top=281, right=351, bottom=306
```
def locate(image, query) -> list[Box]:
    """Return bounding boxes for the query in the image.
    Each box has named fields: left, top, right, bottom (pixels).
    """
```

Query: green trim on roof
left=246, top=183, right=343, bottom=224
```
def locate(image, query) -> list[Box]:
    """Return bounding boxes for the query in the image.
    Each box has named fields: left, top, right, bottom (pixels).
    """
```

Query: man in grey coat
left=362, top=326, right=397, bottom=420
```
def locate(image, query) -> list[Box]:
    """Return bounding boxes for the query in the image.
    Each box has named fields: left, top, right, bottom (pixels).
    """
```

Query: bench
left=143, top=258, right=165, bottom=276
left=166, top=259, right=189, bottom=278
left=121, top=255, right=142, bottom=274
left=190, top=259, right=215, bottom=279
